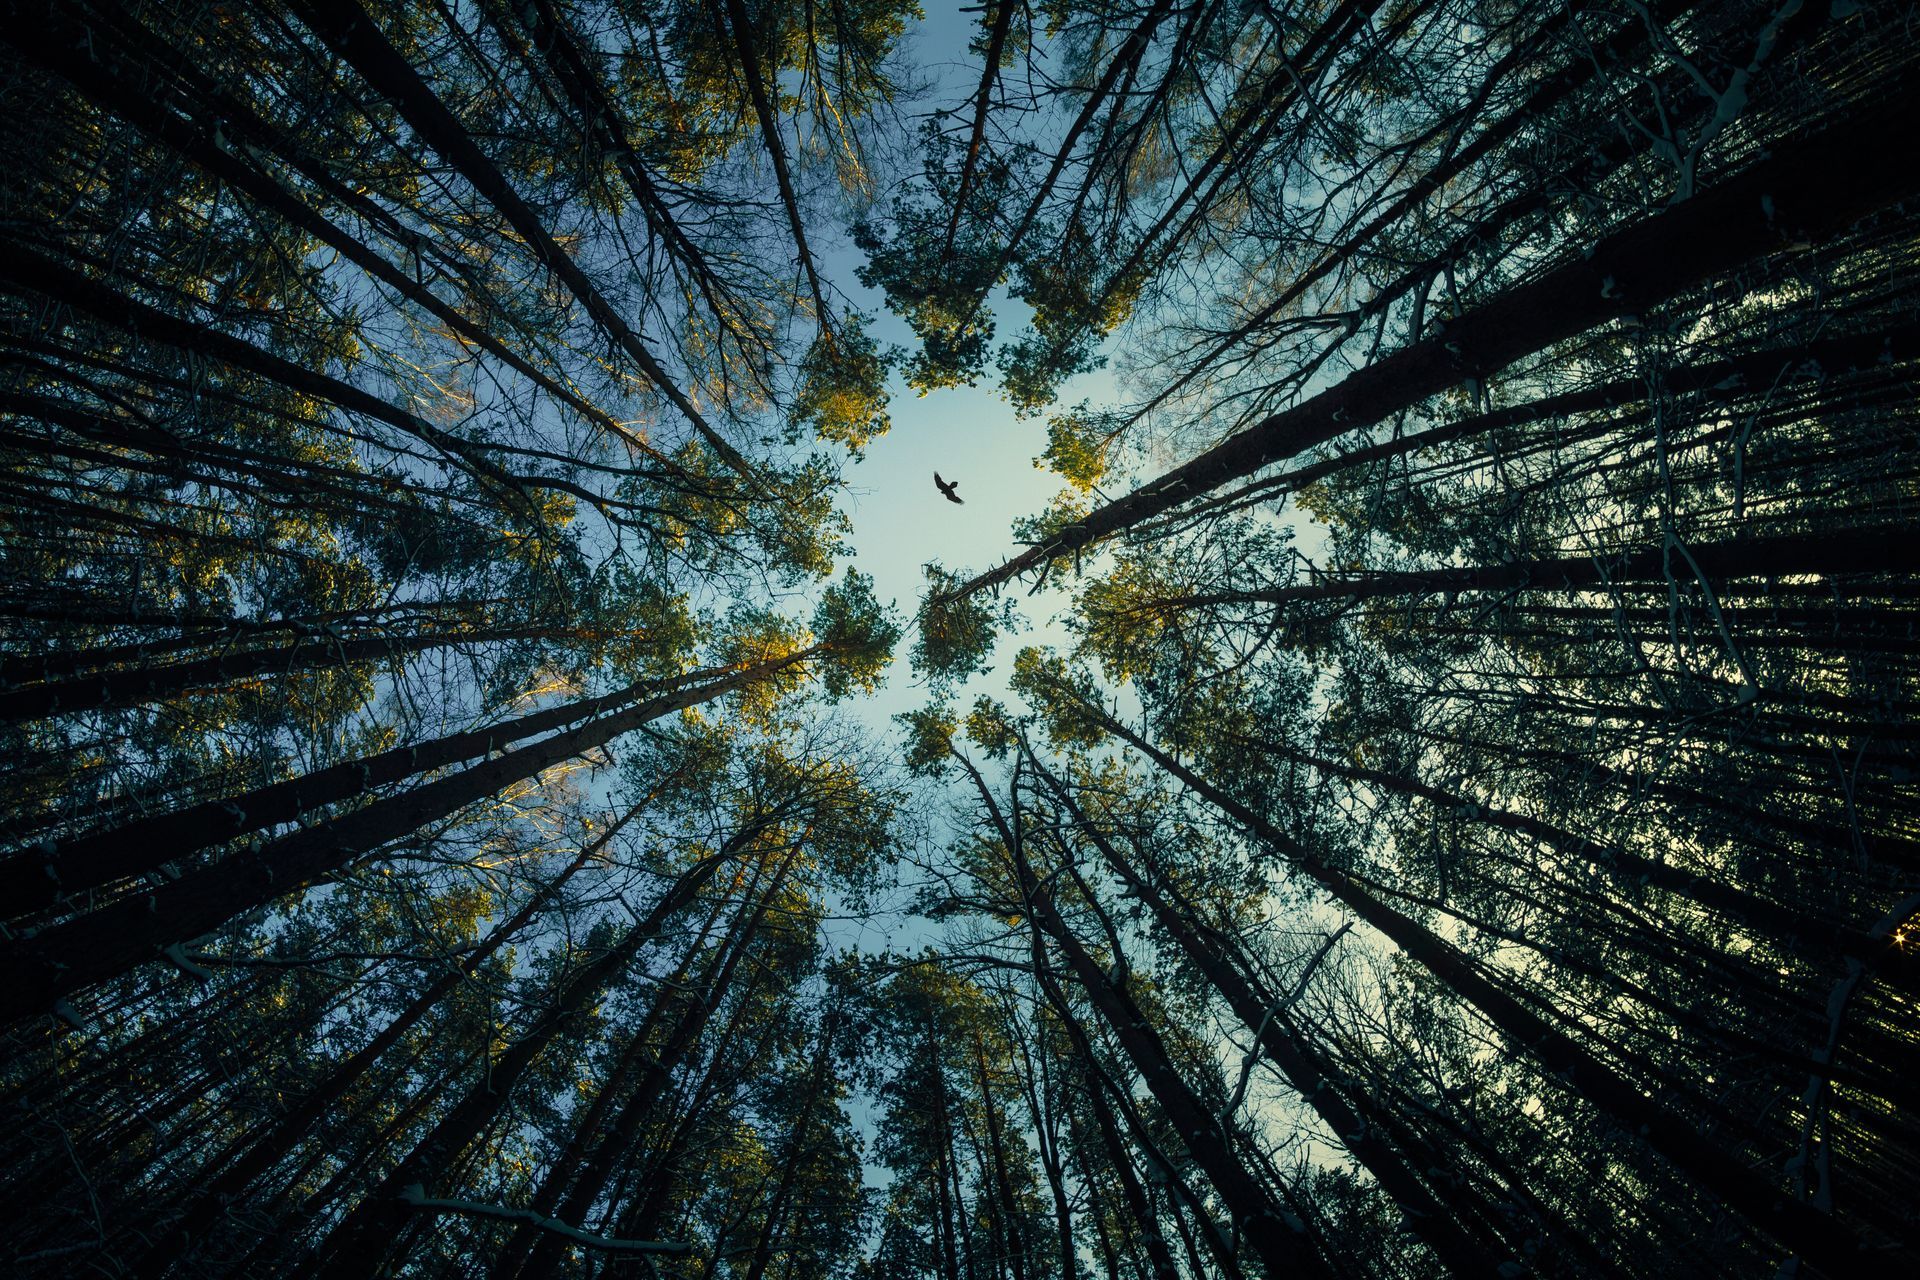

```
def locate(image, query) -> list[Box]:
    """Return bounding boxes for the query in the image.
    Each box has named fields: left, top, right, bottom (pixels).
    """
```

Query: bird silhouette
left=934, top=472, right=963, bottom=505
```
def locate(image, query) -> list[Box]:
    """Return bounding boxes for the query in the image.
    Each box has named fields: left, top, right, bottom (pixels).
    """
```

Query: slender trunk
left=490, top=875, right=740, bottom=1280
left=1249, top=737, right=1919, bottom=991
left=712, top=0, right=828, bottom=320
left=981, top=0, right=1177, bottom=304
left=3, top=1, right=656, bottom=459
left=0, top=242, right=546, bottom=511
left=1084, top=0, right=1379, bottom=315
left=1077, top=1072, right=1179, bottom=1280
left=1008, top=1020, right=1075, bottom=1278
left=948, top=78, right=1920, bottom=599
left=128, top=805, right=694, bottom=1277
left=216, top=1048, right=472, bottom=1280
left=518, top=848, right=792, bottom=1274
left=298, top=850, right=728, bottom=1280
left=738, top=1006, right=842, bottom=1280
left=503, top=0, right=736, bottom=315
left=929, top=1128, right=959, bottom=1280
left=1052, top=988, right=1223, bottom=1280
left=1079, top=701, right=1866, bottom=1272
left=1034, top=757, right=1515, bottom=1275
left=1134, top=0, right=1715, bottom=422
left=940, top=0, right=1019, bottom=257
left=1403, top=720, right=1920, bottom=873
left=0, top=623, right=593, bottom=725
left=1135, top=522, right=1920, bottom=614
left=0, top=593, right=517, bottom=686
left=958, top=752, right=1335, bottom=1280
left=0, top=649, right=819, bottom=1020
left=4, top=653, right=773, bottom=912
left=944, top=1049, right=979, bottom=1280
left=285, top=0, right=752, bottom=477
left=1151, top=318, right=1920, bottom=535
left=973, top=1035, right=1030, bottom=1280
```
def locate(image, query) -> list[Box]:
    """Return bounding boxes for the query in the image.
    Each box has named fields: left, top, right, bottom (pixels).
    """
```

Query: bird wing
left=934, top=471, right=948, bottom=488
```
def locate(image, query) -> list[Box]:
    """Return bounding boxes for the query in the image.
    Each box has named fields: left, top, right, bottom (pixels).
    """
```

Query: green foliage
left=812, top=567, right=901, bottom=698
left=910, top=563, right=1001, bottom=685
left=851, top=165, right=1005, bottom=394
left=8, top=4, right=1919, bottom=1278
left=1007, top=647, right=1108, bottom=749
left=791, top=318, right=892, bottom=455
left=895, top=702, right=957, bottom=776
left=962, top=696, right=1018, bottom=758
left=996, top=225, right=1133, bottom=413
left=1036, top=406, right=1111, bottom=491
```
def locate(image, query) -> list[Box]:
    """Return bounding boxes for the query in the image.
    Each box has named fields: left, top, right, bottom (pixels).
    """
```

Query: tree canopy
left=2, top=1, right=1915, bottom=1277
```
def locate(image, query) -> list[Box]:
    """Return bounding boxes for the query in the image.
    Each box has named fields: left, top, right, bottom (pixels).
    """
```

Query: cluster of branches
left=0, top=1, right=914, bottom=1274
left=4, top=0, right=1918, bottom=1276
left=0, top=0, right=916, bottom=836
left=882, top=1, right=1919, bottom=1277
left=0, top=719, right=899, bottom=1276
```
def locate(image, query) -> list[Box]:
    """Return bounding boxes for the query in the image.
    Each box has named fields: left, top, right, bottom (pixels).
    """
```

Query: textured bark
left=518, top=847, right=793, bottom=1276
left=1239, top=738, right=1920, bottom=992
left=738, top=1007, right=843, bottom=1280
left=0, top=624, right=580, bottom=725
left=0, top=243, right=546, bottom=510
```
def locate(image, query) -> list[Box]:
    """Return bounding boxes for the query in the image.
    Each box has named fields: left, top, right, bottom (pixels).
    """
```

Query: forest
left=0, top=0, right=1915, bottom=1276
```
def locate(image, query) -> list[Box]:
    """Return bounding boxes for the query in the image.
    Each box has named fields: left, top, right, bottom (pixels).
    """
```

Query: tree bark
left=518, top=844, right=795, bottom=1274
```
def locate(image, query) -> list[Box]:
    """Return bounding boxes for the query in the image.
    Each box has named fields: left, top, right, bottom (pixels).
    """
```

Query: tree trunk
left=2, top=653, right=768, bottom=913
left=488, top=873, right=738, bottom=1280
left=285, top=0, right=752, bottom=477
left=296, top=833, right=747, bottom=1280
left=1034, top=756, right=1517, bottom=1275
left=4, top=1, right=656, bottom=459
left=946, top=77, right=1920, bottom=600
left=0, top=648, right=818, bottom=1022
left=517, top=845, right=794, bottom=1275
left=738, top=1005, right=843, bottom=1280
left=958, top=752, right=1335, bottom=1280
left=1245, top=737, right=1919, bottom=992
left=0, top=623, right=590, bottom=725
left=1139, top=522, right=1920, bottom=614
left=1080, top=701, right=1866, bottom=1273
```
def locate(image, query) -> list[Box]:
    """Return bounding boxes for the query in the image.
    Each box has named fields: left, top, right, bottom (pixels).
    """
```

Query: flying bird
left=934, top=472, right=963, bottom=505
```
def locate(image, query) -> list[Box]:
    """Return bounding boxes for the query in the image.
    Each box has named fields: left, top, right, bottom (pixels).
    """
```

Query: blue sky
left=818, top=5, right=1114, bottom=736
